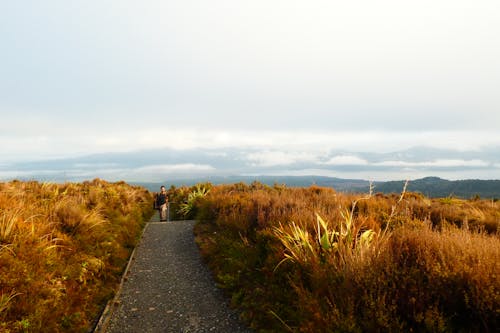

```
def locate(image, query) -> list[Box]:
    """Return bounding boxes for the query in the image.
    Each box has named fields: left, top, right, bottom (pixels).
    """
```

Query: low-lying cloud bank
left=1, top=145, right=499, bottom=182
left=2, top=128, right=500, bottom=162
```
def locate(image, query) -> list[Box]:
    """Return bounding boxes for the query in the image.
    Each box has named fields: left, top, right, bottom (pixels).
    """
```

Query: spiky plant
left=178, top=185, right=210, bottom=218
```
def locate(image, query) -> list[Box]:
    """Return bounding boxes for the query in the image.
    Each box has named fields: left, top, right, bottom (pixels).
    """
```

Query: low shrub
left=0, top=179, right=154, bottom=332
left=192, top=182, right=500, bottom=332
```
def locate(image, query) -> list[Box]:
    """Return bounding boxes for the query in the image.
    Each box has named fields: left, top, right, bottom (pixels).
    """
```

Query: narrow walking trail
left=98, top=213, right=252, bottom=333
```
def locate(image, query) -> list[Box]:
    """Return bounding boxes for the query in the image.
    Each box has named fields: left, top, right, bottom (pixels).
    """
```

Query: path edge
left=92, top=221, right=152, bottom=333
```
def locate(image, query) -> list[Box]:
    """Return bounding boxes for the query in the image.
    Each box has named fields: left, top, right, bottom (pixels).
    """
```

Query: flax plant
left=178, top=185, right=211, bottom=218
left=274, top=182, right=377, bottom=270
left=274, top=221, right=318, bottom=269
left=192, top=182, right=500, bottom=332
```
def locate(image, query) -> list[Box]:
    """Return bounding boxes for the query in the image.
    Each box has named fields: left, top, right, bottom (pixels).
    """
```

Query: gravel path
left=99, top=214, right=253, bottom=333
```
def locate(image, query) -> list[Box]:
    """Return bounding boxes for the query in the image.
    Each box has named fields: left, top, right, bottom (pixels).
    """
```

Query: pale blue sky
left=1, top=1, right=499, bottom=179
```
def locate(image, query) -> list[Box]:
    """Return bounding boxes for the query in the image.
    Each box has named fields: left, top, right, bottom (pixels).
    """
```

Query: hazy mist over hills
left=1, top=146, right=499, bottom=184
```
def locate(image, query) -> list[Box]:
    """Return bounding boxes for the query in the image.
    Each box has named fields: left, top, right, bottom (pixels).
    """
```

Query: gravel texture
left=101, top=214, right=253, bottom=333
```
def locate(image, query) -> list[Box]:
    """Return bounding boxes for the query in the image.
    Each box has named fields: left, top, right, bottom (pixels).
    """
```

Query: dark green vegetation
left=137, top=176, right=500, bottom=199
left=0, top=180, right=154, bottom=332
left=374, top=177, right=500, bottom=199
left=183, top=182, right=499, bottom=332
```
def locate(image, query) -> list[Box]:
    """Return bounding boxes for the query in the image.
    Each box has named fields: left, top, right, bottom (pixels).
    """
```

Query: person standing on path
left=101, top=220, right=253, bottom=333
left=156, top=186, right=169, bottom=221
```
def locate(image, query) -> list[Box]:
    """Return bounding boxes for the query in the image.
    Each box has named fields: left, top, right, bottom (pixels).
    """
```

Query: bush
left=193, top=183, right=500, bottom=332
left=0, top=179, right=154, bottom=332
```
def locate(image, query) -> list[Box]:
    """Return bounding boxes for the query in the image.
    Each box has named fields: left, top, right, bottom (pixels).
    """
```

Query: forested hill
left=138, top=176, right=500, bottom=199
left=372, top=177, right=500, bottom=199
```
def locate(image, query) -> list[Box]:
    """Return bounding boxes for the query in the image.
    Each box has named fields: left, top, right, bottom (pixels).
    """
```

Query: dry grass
left=191, top=182, right=500, bottom=332
left=0, top=179, right=153, bottom=332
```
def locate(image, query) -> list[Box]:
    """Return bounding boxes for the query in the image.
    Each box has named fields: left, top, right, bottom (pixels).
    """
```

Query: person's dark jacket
left=156, top=192, right=168, bottom=206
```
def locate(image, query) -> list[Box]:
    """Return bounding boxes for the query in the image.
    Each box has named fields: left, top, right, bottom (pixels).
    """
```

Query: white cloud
left=134, top=164, right=215, bottom=173
left=0, top=170, right=45, bottom=180
left=375, top=159, right=490, bottom=168
left=72, top=163, right=119, bottom=168
left=0, top=163, right=216, bottom=182
left=2, top=127, right=500, bottom=163
left=323, top=155, right=368, bottom=166
left=205, top=152, right=228, bottom=158
left=246, top=151, right=318, bottom=167
left=119, top=164, right=217, bottom=182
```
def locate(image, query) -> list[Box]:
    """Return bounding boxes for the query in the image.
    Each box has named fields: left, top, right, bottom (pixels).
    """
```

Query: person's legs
left=160, top=203, right=167, bottom=221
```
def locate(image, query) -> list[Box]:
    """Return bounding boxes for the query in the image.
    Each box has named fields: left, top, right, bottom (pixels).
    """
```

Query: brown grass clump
left=376, top=224, right=500, bottom=331
left=0, top=179, right=153, bottom=332
left=190, top=182, right=500, bottom=332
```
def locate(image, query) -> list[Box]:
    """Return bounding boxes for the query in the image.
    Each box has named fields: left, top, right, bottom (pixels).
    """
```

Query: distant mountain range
left=1, top=146, right=499, bottom=198
left=136, top=175, right=368, bottom=192
left=136, top=176, right=500, bottom=199
left=372, top=176, right=500, bottom=199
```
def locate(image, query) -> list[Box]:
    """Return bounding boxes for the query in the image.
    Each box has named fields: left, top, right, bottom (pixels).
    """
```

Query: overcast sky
left=1, top=1, right=499, bottom=179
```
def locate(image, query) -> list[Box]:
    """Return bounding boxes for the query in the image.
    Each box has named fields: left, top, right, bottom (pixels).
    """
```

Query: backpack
left=153, top=193, right=159, bottom=209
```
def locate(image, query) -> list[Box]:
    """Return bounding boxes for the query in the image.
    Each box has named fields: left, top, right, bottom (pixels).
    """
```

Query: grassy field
left=0, top=179, right=154, bottom=332
left=188, top=182, right=499, bottom=332
left=2, top=180, right=498, bottom=332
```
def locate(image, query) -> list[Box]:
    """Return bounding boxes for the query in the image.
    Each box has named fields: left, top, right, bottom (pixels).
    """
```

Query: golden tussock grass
left=0, top=179, right=153, bottom=332
left=190, top=182, right=500, bottom=332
